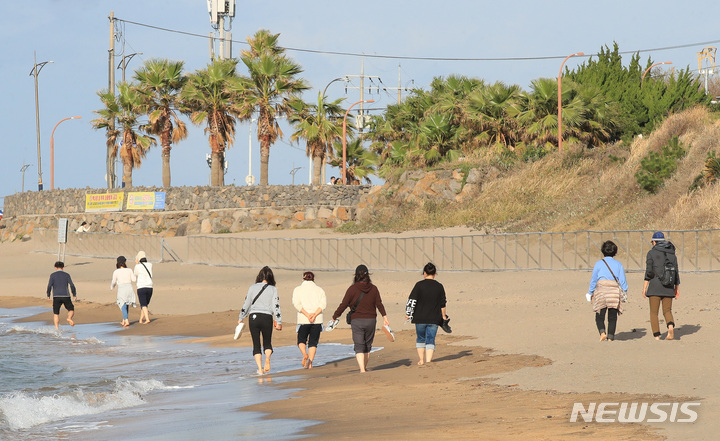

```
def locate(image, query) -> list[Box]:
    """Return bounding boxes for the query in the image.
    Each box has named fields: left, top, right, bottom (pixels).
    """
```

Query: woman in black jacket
left=642, top=232, right=680, bottom=340
left=405, top=263, right=448, bottom=365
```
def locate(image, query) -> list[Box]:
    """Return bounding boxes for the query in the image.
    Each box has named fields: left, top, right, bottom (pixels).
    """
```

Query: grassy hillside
left=349, top=107, right=720, bottom=233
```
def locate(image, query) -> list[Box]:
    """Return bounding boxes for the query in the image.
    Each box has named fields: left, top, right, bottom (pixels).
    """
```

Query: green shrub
left=635, top=135, right=686, bottom=193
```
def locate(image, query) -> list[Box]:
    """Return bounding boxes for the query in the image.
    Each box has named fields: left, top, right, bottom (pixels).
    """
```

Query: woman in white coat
left=111, top=255, right=136, bottom=327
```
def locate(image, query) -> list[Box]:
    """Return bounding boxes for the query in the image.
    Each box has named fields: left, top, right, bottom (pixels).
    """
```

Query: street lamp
left=557, top=52, right=584, bottom=151
left=320, top=77, right=346, bottom=184
left=50, top=116, right=82, bottom=190
left=322, top=77, right=346, bottom=98
left=247, top=117, right=257, bottom=185
left=117, top=52, right=143, bottom=83
left=29, top=52, right=54, bottom=190
left=342, top=99, right=374, bottom=185
left=642, top=61, right=672, bottom=85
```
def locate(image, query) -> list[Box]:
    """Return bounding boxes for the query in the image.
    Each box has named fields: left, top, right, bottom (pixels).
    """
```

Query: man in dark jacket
left=642, top=232, right=680, bottom=340
left=47, top=261, right=78, bottom=329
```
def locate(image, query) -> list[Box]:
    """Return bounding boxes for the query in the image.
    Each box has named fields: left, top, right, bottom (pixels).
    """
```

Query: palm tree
left=238, top=29, right=309, bottom=186
left=465, top=81, right=522, bottom=149
left=92, top=82, right=156, bottom=187
left=288, top=93, right=346, bottom=185
left=134, top=59, right=188, bottom=188
left=181, top=59, right=244, bottom=186
left=329, top=138, right=379, bottom=184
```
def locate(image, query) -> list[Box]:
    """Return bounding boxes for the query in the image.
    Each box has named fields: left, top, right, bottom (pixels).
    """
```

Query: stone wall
left=4, top=185, right=370, bottom=216
left=0, top=185, right=373, bottom=241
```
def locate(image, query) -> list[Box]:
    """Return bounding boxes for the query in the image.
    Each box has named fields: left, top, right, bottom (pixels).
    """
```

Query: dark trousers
left=595, top=307, right=618, bottom=340
left=249, top=313, right=274, bottom=355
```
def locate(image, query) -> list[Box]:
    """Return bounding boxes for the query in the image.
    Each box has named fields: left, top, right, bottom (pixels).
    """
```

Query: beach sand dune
left=2, top=235, right=718, bottom=440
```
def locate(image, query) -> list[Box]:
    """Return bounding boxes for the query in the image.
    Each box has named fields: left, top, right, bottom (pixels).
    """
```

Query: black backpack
left=658, top=251, right=677, bottom=287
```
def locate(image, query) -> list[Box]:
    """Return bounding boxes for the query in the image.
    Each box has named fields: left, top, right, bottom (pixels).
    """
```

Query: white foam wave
left=0, top=379, right=168, bottom=430
left=1, top=325, right=104, bottom=345
left=1, top=325, right=61, bottom=337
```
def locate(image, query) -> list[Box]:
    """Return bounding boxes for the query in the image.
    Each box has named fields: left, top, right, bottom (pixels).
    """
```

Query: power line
left=114, top=16, right=720, bottom=62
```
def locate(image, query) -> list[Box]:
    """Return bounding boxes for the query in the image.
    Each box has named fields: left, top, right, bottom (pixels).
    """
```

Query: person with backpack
left=642, top=232, right=680, bottom=340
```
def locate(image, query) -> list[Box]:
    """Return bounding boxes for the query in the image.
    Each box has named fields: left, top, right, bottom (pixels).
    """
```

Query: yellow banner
left=85, top=193, right=124, bottom=212
left=126, top=192, right=166, bottom=210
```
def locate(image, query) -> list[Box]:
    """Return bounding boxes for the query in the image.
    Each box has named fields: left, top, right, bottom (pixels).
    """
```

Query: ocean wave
left=0, top=378, right=168, bottom=430
left=0, top=326, right=104, bottom=345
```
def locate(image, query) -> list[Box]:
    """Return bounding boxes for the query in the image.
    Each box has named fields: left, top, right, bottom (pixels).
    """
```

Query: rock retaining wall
left=1, top=185, right=372, bottom=241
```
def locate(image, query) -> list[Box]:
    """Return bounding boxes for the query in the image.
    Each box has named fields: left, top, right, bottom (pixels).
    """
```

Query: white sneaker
left=325, top=319, right=339, bottom=332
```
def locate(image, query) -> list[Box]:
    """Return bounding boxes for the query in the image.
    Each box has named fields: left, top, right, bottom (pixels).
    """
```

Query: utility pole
left=345, top=56, right=380, bottom=131
left=380, top=64, right=414, bottom=105
left=108, top=11, right=116, bottom=189
left=697, top=47, right=716, bottom=95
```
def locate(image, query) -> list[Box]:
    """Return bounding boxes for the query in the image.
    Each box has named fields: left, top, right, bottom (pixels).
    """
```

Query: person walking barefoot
left=133, top=251, right=154, bottom=324
left=238, top=266, right=282, bottom=375
left=405, top=263, right=448, bottom=365
left=292, top=271, right=326, bottom=369
left=331, top=264, right=389, bottom=373
left=46, top=261, right=78, bottom=330
left=111, top=256, right=137, bottom=328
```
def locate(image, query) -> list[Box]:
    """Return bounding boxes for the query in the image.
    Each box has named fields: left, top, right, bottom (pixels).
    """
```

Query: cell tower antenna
left=207, top=0, right=236, bottom=60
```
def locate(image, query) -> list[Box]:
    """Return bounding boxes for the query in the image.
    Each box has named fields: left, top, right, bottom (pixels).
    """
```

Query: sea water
left=0, top=307, right=356, bottom=441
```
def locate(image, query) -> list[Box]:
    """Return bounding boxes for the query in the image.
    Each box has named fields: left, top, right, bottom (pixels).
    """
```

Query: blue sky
left=1, top=0, right=719, bottom=205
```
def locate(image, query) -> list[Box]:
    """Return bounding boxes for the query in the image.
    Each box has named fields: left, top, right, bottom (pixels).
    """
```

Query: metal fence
left=33, top=228, right=720, bottom=273
left=33, top=229, right=179, bottom=263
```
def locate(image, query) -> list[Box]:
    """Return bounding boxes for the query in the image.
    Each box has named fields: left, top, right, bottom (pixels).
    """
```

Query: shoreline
left=2, top=296, right=666, bottom=440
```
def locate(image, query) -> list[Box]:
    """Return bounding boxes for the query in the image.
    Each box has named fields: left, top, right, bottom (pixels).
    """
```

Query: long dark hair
left=353, top=264, right=371, bottom=283
left=255, top=266, right=276, bottom=286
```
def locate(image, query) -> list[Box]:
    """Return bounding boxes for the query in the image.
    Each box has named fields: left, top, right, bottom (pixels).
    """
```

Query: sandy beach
left=2, top=231, right=718, bottom=440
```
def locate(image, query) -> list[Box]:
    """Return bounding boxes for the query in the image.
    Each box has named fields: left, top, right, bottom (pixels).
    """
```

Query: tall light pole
left=342, top=99, right=374, bottom=185
left=557, top=52, right=584, bottom=151
left=29, top=52, right=54, bottom=190
left=320, top=77, right=346, bottom=184
left=118, top=52, right=143, bottom=83
left=50, top=116, right=82, bottom=190
left=642, top=61, right=672, bottom=85
left=247, top=117, right=257, bottom=185
left=20, top=163, right=33, bottom=193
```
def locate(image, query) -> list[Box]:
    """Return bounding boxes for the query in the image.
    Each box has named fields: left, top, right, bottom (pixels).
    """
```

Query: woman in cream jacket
left=292, top=271, right=327, bottom=369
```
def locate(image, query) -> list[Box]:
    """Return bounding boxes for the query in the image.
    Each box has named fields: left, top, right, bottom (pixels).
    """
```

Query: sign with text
left=126, top=192, right=166, bottom=210
left=85, top=193, right=124, bottom=212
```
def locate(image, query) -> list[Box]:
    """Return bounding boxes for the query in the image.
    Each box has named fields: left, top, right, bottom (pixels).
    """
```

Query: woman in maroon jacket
left=332, top=264, right=390, bottom=373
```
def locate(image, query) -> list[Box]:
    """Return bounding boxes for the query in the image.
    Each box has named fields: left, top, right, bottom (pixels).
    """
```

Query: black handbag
left=346, top=291, right=366, bottom=324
